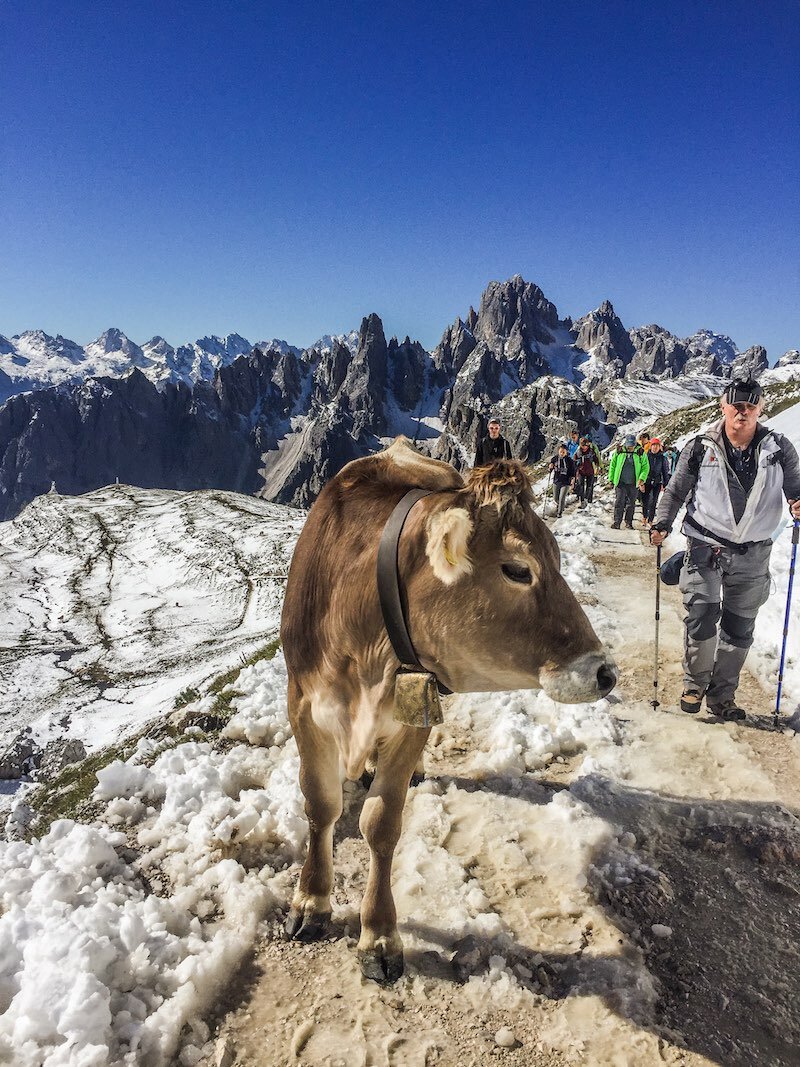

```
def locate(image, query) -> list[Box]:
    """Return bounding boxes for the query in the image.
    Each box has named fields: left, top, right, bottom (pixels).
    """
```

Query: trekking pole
left=773, top=519, right=800, bottom=730
left=651, top=543, right=662, bottom=710
left=542, top=468, right=553, bottom=518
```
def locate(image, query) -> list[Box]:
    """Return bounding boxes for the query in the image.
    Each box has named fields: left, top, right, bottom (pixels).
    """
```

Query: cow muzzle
left=539, top=652, right=618, bottom=704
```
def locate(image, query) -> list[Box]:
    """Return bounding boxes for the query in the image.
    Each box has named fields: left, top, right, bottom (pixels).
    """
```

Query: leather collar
left=376, top=488, right=452, bottom=696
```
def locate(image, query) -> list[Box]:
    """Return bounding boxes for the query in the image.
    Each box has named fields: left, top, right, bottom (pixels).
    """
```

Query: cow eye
left=501, top=562, right=532, bottom=585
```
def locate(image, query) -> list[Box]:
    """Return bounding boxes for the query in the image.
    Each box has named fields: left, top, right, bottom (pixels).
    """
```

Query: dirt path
left=200, top=512, right=800, bottom=1067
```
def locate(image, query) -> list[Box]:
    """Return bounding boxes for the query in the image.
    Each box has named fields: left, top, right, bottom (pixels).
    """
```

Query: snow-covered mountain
left=684, top=327, right=739, bottom=365
left=2, top=277, right=799, bottom=521
left=0, top=328, right=358, bottom=402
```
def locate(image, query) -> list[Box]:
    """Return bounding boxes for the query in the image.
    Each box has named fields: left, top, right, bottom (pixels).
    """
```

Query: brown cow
left=280, top=438, right=616, bottom=982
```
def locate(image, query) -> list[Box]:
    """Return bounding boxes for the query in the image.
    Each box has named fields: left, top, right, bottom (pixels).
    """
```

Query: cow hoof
left=284, top=908, right=330, bottom=942
left=358, top=948, right=405, bottom=983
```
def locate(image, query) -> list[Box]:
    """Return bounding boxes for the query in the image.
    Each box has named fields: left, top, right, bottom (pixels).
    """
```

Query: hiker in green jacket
left=608, top=435, right=650, bottom=529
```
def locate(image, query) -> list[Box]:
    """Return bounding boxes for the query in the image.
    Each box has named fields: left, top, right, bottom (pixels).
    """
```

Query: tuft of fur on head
left=426, top=506, right=474, bottom=584
left=466, top=460, right=534, bottom=516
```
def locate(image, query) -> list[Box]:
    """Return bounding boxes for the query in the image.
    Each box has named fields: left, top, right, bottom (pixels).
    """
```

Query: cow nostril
left=597, top=664, right=617, bottom=695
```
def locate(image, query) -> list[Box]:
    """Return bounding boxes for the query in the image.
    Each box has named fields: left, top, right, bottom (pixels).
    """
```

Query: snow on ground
left=0, top=652, right=305, bottom=1066
left=761, top=362, right=800, bottom=388
left=0, top=485, right=304, bottom=758
left=752, top=403, right=800, bottom=706
left=2, top=472, right=800, bottom=1064
left=604, top=375, right=723, bottom=422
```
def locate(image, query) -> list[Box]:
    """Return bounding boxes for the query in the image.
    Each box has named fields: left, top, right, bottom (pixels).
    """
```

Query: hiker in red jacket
left=574, top=437, right=598, bottom=509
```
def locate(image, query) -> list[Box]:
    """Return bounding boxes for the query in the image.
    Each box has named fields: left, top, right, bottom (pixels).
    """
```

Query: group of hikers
left=480, top=419, right=681, bottom=527
left=475, top=379, right=800, bottom=722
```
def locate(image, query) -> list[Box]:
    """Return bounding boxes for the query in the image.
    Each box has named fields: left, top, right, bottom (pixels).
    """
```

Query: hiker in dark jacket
left=574, top=438, right=598, bottom=509
left=475, top=419, right=512, bottom=466
left=549, top=443, right=576, bottom=517
left=641, top=437, right=671, bottom=528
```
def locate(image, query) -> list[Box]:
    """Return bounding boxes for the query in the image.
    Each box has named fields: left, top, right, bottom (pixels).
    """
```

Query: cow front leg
left=285, top=706, right=343, bottom=943
left=357, top=726, right=430, bottom=982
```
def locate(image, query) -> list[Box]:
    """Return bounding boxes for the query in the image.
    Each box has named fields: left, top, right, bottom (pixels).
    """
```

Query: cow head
left=406, top=460, right=617, bottom=702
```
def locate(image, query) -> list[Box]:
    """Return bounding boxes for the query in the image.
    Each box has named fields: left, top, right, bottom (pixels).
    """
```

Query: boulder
left=0, top=729, right=38, bottom=779
left=34, top=738, right=87, bottom=782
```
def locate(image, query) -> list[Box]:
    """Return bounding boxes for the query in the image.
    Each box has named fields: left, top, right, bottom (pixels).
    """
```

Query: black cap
left=724, top=379, right=762, bottom=405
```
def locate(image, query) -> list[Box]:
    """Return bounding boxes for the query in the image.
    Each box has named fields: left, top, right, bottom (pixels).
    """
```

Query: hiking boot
left=623, top=522, right=634, bottom=530
left=680, top=691, right=703, bottom=714
left=707, top=699, right=747, bottom=722
left=610, top=522, right=620, bottom=530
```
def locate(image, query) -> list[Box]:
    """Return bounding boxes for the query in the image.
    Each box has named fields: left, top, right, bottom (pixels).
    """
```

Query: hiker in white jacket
left=651, top=379, right=800, bottom=721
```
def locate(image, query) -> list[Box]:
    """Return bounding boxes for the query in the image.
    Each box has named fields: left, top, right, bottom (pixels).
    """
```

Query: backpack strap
left=684, top=513, right=749, bottom=554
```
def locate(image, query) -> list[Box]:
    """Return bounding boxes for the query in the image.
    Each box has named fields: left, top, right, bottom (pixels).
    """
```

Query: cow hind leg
left=357, top=726, right=430, bottom=982
left=285, top=690, right=343, bottom=943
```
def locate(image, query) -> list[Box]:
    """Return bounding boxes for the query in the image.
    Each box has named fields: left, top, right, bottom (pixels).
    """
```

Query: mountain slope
left=0, top=485, right=304, bottom=751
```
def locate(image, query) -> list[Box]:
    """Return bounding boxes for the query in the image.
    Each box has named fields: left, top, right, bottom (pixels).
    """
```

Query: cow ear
left=426, top=506, right=473, bottom=584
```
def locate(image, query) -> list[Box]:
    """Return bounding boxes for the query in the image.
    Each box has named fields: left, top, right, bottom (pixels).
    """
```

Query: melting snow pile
left=0, top=654, right=305, bottom=1067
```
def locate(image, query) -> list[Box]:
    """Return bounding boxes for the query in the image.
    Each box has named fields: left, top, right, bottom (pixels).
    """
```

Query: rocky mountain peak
left=777, top=349, right=800, bottom=367
left=474, top=275, right=559, bottom=350
left=195, top=334, right=252, bottom=359
left=685, top=329, right=738, bottom=365
left=730, top=345, right=768, bottom=380
left=143, top=336, right=175, bottom=357
left=340, top=314, right=389, bottom=438
left=573, top=300, right=634, bottom=387
left=308, top=331, right=360, bottom=356
left=88, top=328, right=140, bottom=356
left=627, top=324, right=691, bottom=380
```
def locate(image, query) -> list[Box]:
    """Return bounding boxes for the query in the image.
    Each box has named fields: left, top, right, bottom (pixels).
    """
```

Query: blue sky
left=1, top=0, right=798, bottom=357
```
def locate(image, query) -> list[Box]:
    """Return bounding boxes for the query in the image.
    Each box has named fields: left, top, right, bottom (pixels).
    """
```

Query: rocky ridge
left=1, top=277, right=797, bottom=520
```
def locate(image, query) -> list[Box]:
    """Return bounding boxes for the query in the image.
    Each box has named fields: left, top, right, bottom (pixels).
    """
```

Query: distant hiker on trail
left=585, top=433, right=603, bottom=470
left=641, top=437, right=670, bottom=529
left=550, top=443, right=576, bottom=518
left=575, top=438, right=599, bottom=509
left=475, top=419, right=512, bottom=466
left=567, top=430, right=581, bottom=459
left=651, top=379, right=800, bottom=721
left=608, top=435, right=649, bottom=529
left=665, top=444, right=680, bottom=474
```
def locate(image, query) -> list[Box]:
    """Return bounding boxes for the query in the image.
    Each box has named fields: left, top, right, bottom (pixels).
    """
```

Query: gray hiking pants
left=554, top=484, right=569, bottom=516
left=614, top=483, right=637, bottom=526
left=679, top=539, right=773, bottom=706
